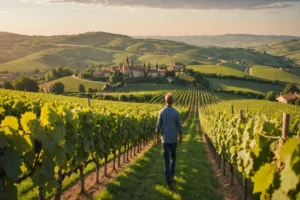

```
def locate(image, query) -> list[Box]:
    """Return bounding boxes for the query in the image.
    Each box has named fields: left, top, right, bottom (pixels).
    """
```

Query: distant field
left=251, top=65, right=300, bottom=84
left=290, top=68, right=300, bottom=77
left=187, top=64, right=246, bottom=77
left=209, top=78, right=285, bottom=94
left=117, top=83, right=188, bottom=92
left=41, top=76, right=105, bottom=92
left=256, top=39, right=300, bottom=65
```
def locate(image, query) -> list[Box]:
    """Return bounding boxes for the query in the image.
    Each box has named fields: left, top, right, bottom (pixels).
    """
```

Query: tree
left=148, top=62, right=150, bottom=70
left=78, top=83, right=86, bottom=93
left=109, top=74, right=123, bottom=84
left=156, top=63, right=158, bottom=70
left=87, top=88, right=93, bottom=93
left=282, top=84, right=300, bottom=94
left=3, top=80, right=14, bottom=90
left=14, top=77, right=39, bottom=92
left=265, top=91, right=276, bottom=101
left=143, top=62, right=146, bottom=68
left=50, top=82, right=64, bottom=94
left=165, top=70, right=175, bottom=78
left=194, top=72, right=209, bottom=88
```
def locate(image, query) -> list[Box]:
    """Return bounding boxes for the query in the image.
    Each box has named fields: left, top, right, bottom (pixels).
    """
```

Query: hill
left=209, top=78, right=285, bottom=95
left=0, top=31, right=296, bottom=73
left=136, top=34, right=299, bottom=48
left=187, top=63, right=246, bottom=77
left=255, top=39, right=300, bottom=65
left=40, top=76, right=105, bottom=93
left=251, top=65, right=300, bottom=84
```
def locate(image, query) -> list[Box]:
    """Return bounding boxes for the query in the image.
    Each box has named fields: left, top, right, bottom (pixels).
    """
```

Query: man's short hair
left=165, top=93, right=173, bottom=104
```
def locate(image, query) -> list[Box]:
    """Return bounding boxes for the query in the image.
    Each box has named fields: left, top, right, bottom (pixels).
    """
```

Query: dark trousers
left=163, top=142, right=177, bottom=184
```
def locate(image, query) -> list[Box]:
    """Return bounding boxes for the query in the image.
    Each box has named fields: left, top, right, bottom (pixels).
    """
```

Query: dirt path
left=57, top=144, right=153, bottom=200
left=202, top=134, right=252, bottom=200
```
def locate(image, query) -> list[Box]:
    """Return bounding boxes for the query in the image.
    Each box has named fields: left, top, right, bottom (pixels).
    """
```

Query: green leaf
left=1, top=116, right=19, bottom=135
left=54, top=146, right=66, bottom=167
left=271, top=189, right=289, bottom=200
left=5, top=182, right=18, bottom=200
left=45, top=177, right=59, bottom=194
left=280, top=138, right=299, bottom=162
left=0, top=131, right=7, bottom=148
left=0, top=147, right=22, bottom=182
left=41, top=153, right=55, bottom=179
left=252, top=163, right=275, bottom=194
left=20, top=112, right=37, bottom=133
left=40, top=104, right=58, bottom=126
left=32, top=166, right=46, bottom=186
left=7, top=134, right=31, bottom=153
left=280, top=160, right=298, bottom=193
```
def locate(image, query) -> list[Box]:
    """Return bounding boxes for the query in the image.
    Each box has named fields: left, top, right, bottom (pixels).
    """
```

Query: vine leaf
left=0, top=147, right=22, bottom=182
left=252, top=163, right=275, bottom=194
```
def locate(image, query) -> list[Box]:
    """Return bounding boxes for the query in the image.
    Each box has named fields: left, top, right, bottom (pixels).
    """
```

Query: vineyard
left=200, top=101, right=300, bottom=200
left=0, top=88, right=299, bottom=200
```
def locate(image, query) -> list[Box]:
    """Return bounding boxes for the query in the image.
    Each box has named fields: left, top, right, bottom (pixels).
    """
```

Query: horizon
left=1, top=0, right=300, bottom=36
left=2, top=30, right=300, bottom=38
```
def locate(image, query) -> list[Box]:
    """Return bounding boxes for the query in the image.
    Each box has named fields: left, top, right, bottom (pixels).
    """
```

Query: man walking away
left=155, top=93, right=183, bottom=190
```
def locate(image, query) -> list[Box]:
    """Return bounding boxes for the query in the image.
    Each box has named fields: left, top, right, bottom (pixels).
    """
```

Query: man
left=155, top=93, right=183, bottom=190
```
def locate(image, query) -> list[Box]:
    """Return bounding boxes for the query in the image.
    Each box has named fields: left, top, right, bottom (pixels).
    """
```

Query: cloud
left=25, top=0, right=300, bottom=10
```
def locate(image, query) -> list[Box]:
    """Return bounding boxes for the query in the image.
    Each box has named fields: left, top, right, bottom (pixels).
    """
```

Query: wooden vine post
left=282, top=113, right=289, bottom=141
left=229, top=106, right=235, bottom=186
left=240, top=109, right=248, bottom=200
left=218, top=112, right=221, bottom=169
left=87, top=97, right=91, bottom=107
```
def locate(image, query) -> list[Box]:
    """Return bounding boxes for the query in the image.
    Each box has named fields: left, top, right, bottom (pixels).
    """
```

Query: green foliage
left=109, top=74, right=123, bottom=84
left=265, top=91, right=277, bottom=101
left=50, top=82, right=64, bottom=94
left=194, top=72, right=209, bottom=88
left=282, top=84, right=300, bottom=94
left=3, top=80, right=14, bottom=90
left=200, top=103, right=300, bottom=199
left=0, top=88, right=189, bottom=199
left=45, top=66, right=72, bottom=81
left=78, top=83, right=85, bottom=93
left=14, top=77, right=39, bottom=92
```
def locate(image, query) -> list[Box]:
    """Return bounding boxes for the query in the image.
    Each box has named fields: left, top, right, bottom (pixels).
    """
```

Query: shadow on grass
left=96, top=112, right=222, bottom=200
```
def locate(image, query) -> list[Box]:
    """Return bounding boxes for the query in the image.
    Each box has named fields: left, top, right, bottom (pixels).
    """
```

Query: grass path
left=96, top=111, right=221, bottom=200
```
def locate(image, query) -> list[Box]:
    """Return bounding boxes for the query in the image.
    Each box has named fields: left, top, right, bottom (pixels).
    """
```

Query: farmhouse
left=92, top=69, right=112, bottom=78
left=147, top=69, right=166, bottom=77
left=276, top=93, right=300, bottom=104
left=168, top=62, right=186, bottom=72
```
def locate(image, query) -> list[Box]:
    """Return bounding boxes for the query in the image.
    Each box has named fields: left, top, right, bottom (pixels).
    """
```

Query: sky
left=0, top=0, right=300, bottom=36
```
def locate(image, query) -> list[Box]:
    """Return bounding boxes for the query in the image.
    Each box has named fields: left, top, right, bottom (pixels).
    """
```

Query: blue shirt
left=155, top=105, right=183, bottom=143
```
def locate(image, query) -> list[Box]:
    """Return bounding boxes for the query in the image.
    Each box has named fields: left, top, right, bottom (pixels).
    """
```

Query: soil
left=56, top=144, right=153, bottom=200
left=202, top=135, right=252, bottom=200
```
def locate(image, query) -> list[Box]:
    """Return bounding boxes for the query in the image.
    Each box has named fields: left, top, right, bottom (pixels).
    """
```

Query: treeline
left=67, top=92, right=155, bottom=103
left=203, top=73, right=283, bottom=85
left=45, top=66, right=72, bottom=81
left=1, top=77, right=39, bottom=92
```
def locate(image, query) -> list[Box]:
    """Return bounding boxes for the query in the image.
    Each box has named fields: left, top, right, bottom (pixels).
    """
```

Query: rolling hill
left=187, top=63, right=246, bottom=77
left=41, top=76, right=105, bottom=93
left=136, top=34, right=300, bottom=48
left=256, top=39, right=300, bottom=65
left=0, top=31, right=296, bottom=73
left=251, top=65, right=300, bottom=84
left=209, top=78, right=285, bottom=95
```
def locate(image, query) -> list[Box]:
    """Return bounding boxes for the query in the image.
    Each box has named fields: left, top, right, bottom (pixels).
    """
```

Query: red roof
left=277, top=93, right=300, bottom=101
